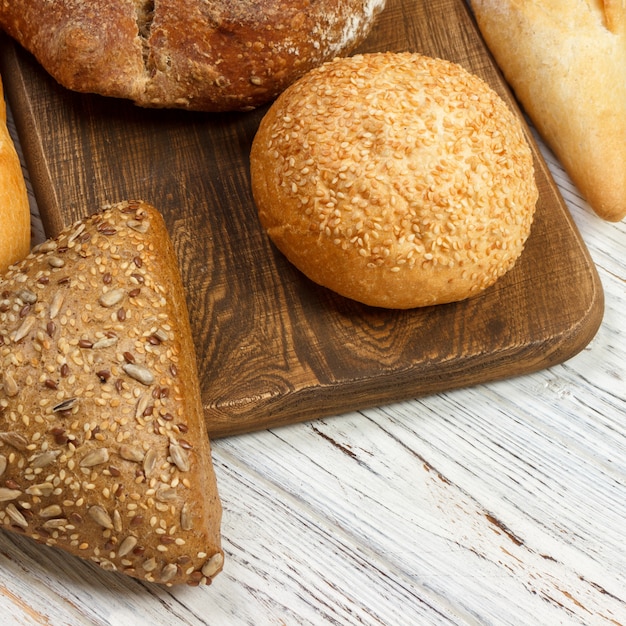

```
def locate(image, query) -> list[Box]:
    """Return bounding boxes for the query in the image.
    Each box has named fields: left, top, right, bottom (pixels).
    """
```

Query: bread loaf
left=471, top=0, right=626, bottom=221
left=250, top=52, right=538, bottom=309
left=0, top=76, right=30, bottom=272
left=0, top=201, right=223, bottom=585
left=0, top=0, right=387, bottom=112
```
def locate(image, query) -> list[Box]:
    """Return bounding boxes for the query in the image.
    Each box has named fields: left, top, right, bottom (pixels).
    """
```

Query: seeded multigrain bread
left=0, top=201, right=223, bottom=586
left=250, top=52, right=538, bottom=309
left=0, top=0, right=387, bottom=112
left=0, top=75, right=30, bottom=273
left=471, top=0, right=626, bottom=221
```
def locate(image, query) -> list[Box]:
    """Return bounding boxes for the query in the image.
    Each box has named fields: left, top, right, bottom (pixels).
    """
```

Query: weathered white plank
left=213, top=390, right=626, bottom=625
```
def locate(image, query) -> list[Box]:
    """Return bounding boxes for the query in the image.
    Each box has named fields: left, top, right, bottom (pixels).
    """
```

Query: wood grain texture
left=0, top=0, right=604, bottom=439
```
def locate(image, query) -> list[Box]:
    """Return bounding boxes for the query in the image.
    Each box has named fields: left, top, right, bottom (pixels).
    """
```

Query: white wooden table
left=3, top=103, right=626, bottom=625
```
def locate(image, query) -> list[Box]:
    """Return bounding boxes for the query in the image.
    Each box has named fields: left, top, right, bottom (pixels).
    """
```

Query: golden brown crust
left=471, top=0, right=626, bottom=221
left=0, top=201, right=223, bottom=586
left=0, top=0, right=387, bottom=112
left=250, top=52, right=538, bottom=309
left=0, top=75, right=30, bottom=273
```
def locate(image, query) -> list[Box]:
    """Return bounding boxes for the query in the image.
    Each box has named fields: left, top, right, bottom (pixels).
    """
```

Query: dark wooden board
left=1, top=0, right=603, bottom=437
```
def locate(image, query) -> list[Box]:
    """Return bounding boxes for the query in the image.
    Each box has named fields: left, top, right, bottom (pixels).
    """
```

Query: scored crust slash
left=0, top=0, right=387, bottom=112
left=0, top=201, right=223, bottom=586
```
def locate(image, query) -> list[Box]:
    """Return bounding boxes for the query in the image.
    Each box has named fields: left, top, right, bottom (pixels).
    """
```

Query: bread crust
left=0, top=201, right=223, bottom=585
left=471, top=0, right=626, bottom=221
left=251, top=53, right=538, bottom=309
left=0, top=76, right=30, bottom=273
left=0, top=0, right=387, bottom=111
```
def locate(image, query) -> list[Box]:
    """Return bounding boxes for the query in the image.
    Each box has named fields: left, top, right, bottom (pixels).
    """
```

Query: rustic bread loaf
left=471, top=0, right=626, bottom=221
left=0, top=0, right=387, bottom=112
left=250, top=52, right=538, bottom=309
left=0, top=76, right=30, bottom=273
left=0, top=200, right=223, bottom=585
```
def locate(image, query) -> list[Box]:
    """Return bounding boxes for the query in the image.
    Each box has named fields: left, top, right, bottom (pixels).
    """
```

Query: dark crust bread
left=0, top=0, right=387, bottom=112
left=251, top=53, right=538, bottom=309
left=0, top=201, right=223, bottom=586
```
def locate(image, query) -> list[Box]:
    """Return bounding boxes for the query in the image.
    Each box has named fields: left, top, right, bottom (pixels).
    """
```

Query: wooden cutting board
left=1, top=0, right=603, bottom=438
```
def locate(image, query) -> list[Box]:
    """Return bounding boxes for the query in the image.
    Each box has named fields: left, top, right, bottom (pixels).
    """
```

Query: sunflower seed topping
left=201, top=553, right=224, bottom=578
left=142, top=557, right=157, bottom=572
left=6, top=503, right=28, bottom=528
left=30, top=450, right=62, bottom=469
left=160, top=563, right=178, bottom=583
left=119, top=445, right=144, bottom=463
left=79, top=448, right=110, bottom=468
left=13, top=315, right=35, bottom=343
left=123, top=363, right=155, bottom=386
left=127, top=219, right=149, bottom=233
left=98, top=560, right=117, bottom=572
left=52, top=397, right=78, bottom=413
left=16, top=288, right=38, bottom=305
left=48, top=256, right=65, bottom=268
left=37, top=240, right=57, bottom=253
left=180, top=503, right=193, bottom=531
left=113, top=509, right=123, bottom=533
left=154, top=328, right=169, bottom=342
left=42, top=518, right=69, bottom=530
left=117, top=535, right=138, bottom=557
left=88, top=505, right=114, bottom=529
left=67, top=222, right=86, bottom=243
left=0, top=455, right=6, bottom=477
left=156, top=486, right=178, bottom=502
left=0, top=488, right=22, bottom=502
left=39, top=504, right=63, bottom=518
left=2, top=371, right=18, bottom=397
left=92, top=336, right=118, bottom=349
left=143, top=448, right=158, bottom=475
left=98, top=288, right=125, bottom=308
left=0, top=432, right=29, bottom=450
left=26, top=482, right=54, bottom=497
left=135, top=393, right=151, bottom=418
left=169, top=441, right=190, bottom=473
left=49, top=291, right=64, bottom=319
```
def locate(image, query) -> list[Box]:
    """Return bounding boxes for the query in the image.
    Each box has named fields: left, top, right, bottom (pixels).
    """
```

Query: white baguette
left=471, top=0, right=626, bottom=221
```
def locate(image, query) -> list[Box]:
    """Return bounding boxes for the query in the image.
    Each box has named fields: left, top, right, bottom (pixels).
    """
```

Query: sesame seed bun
left=250, top=52, right=538, bottom=308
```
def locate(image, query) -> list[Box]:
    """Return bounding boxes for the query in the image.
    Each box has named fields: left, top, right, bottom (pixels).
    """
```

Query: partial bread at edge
left=0, top=75, right=30, bottom=272
left=0, top=201, right=223, bottom=586
left=471, top=0, right=626, bottom=221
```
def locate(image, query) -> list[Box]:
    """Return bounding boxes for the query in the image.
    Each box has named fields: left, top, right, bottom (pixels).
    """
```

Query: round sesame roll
left=250, top=52, right=538, bottom=309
